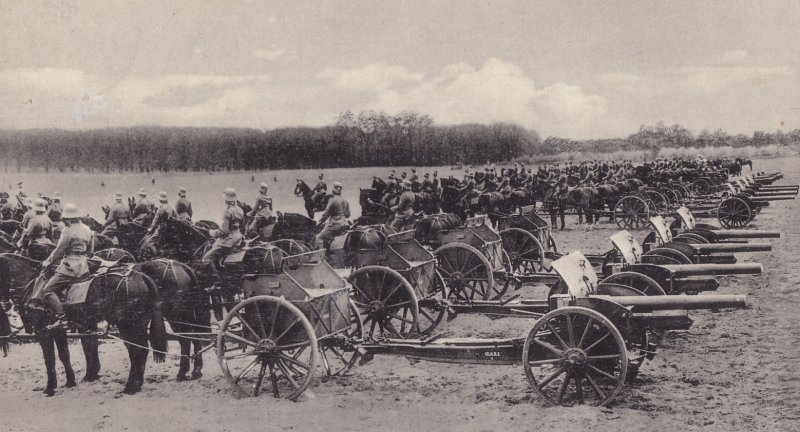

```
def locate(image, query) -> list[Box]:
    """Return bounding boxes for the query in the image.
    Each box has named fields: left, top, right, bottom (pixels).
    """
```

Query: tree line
left=0, top=114, right=797, bottom=173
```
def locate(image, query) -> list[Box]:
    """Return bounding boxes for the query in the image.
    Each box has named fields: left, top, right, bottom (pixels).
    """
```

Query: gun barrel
left=598, top=294, right=749, bottom=311
left=660, top=263, right=763, bottom=277
left=693, top=242, right=772, bottom=253
left=713, top=229, right=781, bottom=239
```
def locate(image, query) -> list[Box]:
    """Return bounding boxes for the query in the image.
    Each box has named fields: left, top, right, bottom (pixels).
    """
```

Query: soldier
left=101, top=192, right=131, bottom=238
left=381, top=174, right=399, bottom=207
left=0, top=192, right=15, bottom=220
left=410, top=168, right=419, bottom=182
left=311, top=174, right=327, bottom=204
left=314, top=182, right=350, bottom=249
left=246, top=183, right=273, bottom=237
left=39, top=203, right=94, bottom=331
left=432, top=171, right=440, bottom=194
left=202, top=188, right=245, bottom=275
left=421, top=173, right=433, bottom=194
left=132, top=188, right=155, bottom=223
left=499, top=177, right=513, bottom=198
left=48, top=193, right=62, bottom=221
left=176, top=187, right=193, bottom=221
left=17, top=199, right=53, bottom=250
left=389, top=180, right=416, bottom=231
left=19, top=198, right=35, bottom=231
left=148, top=191, right=177, bottom=235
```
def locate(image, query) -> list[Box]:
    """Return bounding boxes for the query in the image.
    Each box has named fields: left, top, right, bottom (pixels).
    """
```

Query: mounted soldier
left=148, top=191, right=177, bottom=235
left=381, top=173, right=399, bottom=207
left=389, top=180, right=416, bottom=231
left=176, top=187, right=193, bottom=221
left=246, top=183, right=273, bottom=238
left=202, top=188, right=245, bottom=279
left=132, top=188, right=155, bottom=224
left=101, top=192, right=131, bottom=239
left=311, top=173, right=327, bottom=205
left=39, top=203, right=95, bottom=331
left=17, top=198, right=53, bottom=253
left=20, top=198, right=35, bottom=231
left=47, top=193, right=62, bottom=221
left=421, top=173, right=433, bottom=194
left=315, top=182, right=350, bottom=249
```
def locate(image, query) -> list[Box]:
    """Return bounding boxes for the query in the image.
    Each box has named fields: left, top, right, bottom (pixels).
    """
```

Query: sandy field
left=1, top=157, right=798, bottom=432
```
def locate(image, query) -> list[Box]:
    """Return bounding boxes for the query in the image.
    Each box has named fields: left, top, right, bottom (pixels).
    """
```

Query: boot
left=46, top=315, right=69, bottom=332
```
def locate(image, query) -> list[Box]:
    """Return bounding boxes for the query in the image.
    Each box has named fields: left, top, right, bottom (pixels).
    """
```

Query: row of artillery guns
left=212, top=186, right=784, bottom=405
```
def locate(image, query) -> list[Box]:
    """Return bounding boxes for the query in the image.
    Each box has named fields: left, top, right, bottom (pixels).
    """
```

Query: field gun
left=670, top=206, right=781, bottom=241
left=644, top=215, right=772, bottom=264
left=601, top=230, right=762, bottom=294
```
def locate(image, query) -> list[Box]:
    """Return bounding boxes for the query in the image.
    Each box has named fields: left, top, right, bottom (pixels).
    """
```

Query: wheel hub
left=367, top=300, right=385, bottom=314
left=562, top=348, right=587, bottom=365
left=450, top=271, right=464, bottom=284
left=255, top=338, right=277, bottom=355
left=509, top=252, right=520, bottom=261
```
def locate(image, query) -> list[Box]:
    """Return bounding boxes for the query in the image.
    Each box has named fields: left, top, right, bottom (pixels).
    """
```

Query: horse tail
left=142, top=273, right=168, bottom=363
left=0, top=308, right=11, bottom=356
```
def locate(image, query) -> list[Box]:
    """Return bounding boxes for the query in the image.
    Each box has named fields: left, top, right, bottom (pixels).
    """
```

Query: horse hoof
left=43, top=389, right=55, bottom=397
left=176, top=374, right=189, bottom=382
left=122, top=387, right=139, bottom=395
left=82, top=375, right=99, bottom=382
left=65, top=381, right=77, bottom=388
left=191, top=371, right=203, bottom=380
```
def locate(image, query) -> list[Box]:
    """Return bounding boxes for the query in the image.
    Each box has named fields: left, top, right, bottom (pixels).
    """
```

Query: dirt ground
left=2, top=158, right=798, bottom=432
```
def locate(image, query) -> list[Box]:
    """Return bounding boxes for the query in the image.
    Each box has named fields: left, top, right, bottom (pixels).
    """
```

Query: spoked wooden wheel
left=217, top=295, right=318, bottom=400
left=348, top=266, right=419, bottom=338
left=318, top=299, right=363, bottom=376
left=500, top=228, right=547, bottom=274
left=523, top=307, right=628, bottom=406
left=434, top=243, right=497, bottom=301
left=717, top=197, right=752, bottom=228
left=599, top=272, right=665, bottom=295
left=644, top=190, right=669, bottom=213
left=693, top=179, right=711, bottom=195
left=416, top=270, right=448, bottom=336
left=613, top=196, right=650, bottom=230
left=269, top=239, right=312, bottom=255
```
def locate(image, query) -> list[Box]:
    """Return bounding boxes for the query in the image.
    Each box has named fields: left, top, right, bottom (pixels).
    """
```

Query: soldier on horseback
left=381, top=173, right=399, bottom=207
left=17, top=199, right=53, bottom=251
left=202, top=188, right=244, bottom=278
left=132, top=188, right=155, bottom=224
left=101, top=192, right=131, bottom=238
left=148, top=191, right=177, bottom=235
left=176, top=187, right=193, bottom=221
left=40, top=203, right=94, bottom=331
left=315, top=182, right=350, bottom=249
left=246, top=183, right=273, bottom=237
left=311, top=174, right=327, bottom=205
left=389, top=180, right=415, bottom=231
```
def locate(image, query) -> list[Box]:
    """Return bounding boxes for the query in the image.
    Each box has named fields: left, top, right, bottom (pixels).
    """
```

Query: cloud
left=320, top=58, right=608, bottom=138
left=318, top=63, right=425, bottom=92
left=0, top=68, right=86, bottom=98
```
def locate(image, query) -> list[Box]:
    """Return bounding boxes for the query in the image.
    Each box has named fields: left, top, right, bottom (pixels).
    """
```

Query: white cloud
left=320, top=58, right=608, bottom=138
left=0, top=68, right=86, bottom=97
left=318, top=63, right=424, bottom=92
left=678, top=66, right=793, bottom=93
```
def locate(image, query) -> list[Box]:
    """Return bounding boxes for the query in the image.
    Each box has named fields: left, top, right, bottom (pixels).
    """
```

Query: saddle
left=27, top=259, right=127, bottom=310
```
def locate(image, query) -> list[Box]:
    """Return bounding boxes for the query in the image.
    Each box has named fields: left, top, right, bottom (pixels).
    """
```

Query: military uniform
left=19, top=213, right=53, bottom=248
left=101, top=200, right=131, bottom=238
left=149, top=201, right=177, bottom=233
left=20, top=207, right=35, bottom=231
left=202, top=204, right=245, bottom=266
left=41, top=218, right=94, bottom=318
left=132, top=195, right=155, bottom=222
left=246, top=190, right=273, bottom=237
left=389, top=190, right=415, bottom=231
left=314, top=195, right=350, bottom=249
left=311, top=178, right=327, bottom=204
left=176, top=197, right=193, bottom=221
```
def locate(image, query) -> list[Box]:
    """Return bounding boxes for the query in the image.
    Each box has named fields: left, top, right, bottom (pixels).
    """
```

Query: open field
left=0, top=157, right=798, bottom=432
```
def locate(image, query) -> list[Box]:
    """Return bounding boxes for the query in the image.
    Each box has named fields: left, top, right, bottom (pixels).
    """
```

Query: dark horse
left=294, top=180, right=332, bottom=219
left=0, top=254, right=167, bottom=396
left=136, top=259, right=210, bottom=381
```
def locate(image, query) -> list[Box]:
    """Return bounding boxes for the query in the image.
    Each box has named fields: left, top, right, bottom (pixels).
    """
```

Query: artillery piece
left=669, top=206, right=782, bottom=242
left=215, top=250, right=750, bottom=406
left=643, top=215, right=772, bottom=264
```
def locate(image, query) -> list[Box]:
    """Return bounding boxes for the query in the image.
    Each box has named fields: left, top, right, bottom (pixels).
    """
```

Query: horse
left=294, top=180, right=332, bottom=219
left=140, top=216, right=210, bottom=262
left=0, top=254, right=168, bottom=396
left=135, top=259, right=210, bottom=381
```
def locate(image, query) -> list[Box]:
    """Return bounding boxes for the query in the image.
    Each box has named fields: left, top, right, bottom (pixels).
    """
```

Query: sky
left=0, top=0, right=798, bottom=139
